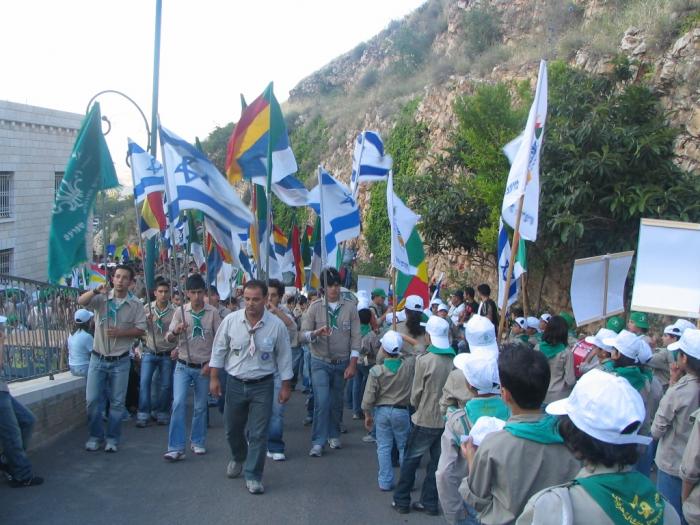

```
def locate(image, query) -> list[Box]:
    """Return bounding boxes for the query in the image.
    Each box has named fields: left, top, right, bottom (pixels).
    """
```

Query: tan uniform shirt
left=273, top=305, right=298, bottom=348
left=440, top=368, right=474, bottom=416
left=437, top=408, right=475, bottom=525
left=459, top=413, right=581, bottom=525
left=360, top=330, right=381, bottom=367
left=536, top=344, right=576, bottom=404
left=396, top=321, right=429, bottom=356
left=516, top=465, right=681, bottom=525
left=169, top=303, right=221, bottom=365
left=680, top=408, right=700, bottom=525
left=301, top=298, right=361, bottom=361
left=647, top=348, right=674, bottom=389
left=88, top=292, right=147, bottom=356
left=144, top=302, right=177, bottom=353
left=652, top=374, right=700, bottom=477
left=411, top=351, right=454, bottom=429
left=361, top=357, right=415, bottom=411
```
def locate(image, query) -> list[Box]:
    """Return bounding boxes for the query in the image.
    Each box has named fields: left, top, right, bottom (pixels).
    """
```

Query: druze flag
left=387, top=171, right=420, bottom=275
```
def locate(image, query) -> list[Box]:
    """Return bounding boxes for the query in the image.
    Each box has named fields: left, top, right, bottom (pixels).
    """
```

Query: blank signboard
left=631, top=219, right=700, bottom=318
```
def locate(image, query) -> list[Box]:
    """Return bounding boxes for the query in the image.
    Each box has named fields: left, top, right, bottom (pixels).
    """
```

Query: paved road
left=0, top=391, right=438, bottom=525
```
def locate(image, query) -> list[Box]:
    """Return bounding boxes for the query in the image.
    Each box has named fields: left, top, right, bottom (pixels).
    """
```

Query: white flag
left=497, top=220, right=522, bottom=308
left=501, top=60, right=547, bottom=241
left=387, top=171, right=420, bottom=275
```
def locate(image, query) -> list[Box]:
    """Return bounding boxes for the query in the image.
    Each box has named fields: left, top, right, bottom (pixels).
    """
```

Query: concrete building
left=0, top=100, right=83, bottom=281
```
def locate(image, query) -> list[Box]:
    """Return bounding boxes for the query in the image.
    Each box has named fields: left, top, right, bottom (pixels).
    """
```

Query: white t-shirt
left=67, top=329, right=94, bottom=367
left=449, top=302, right=465, bottom=326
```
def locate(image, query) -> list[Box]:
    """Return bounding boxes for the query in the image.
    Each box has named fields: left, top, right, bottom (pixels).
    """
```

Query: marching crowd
left=1, top=263, right=699, bottom=525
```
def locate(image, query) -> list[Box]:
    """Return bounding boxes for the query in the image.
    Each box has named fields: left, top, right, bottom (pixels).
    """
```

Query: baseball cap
left=425, top=316, right=451, bottom=350
left=584, top=328, right=617, bottom=352
left=547, top=369, right=651, bottom=445
left=74, top=309, right=94, bottom=323
left=357, top=298, right=371, bottom=311
left=404, top=295, right=424, bottom=312
left=469, top=416, right=506, bottom=446
left=629, top=311, right=649, bottom=329
left=606, top=315, right=624, bottom=334
left=430, top=298, right=442, bottom=306
left=437, top=302, right=449, bottom=313
left=540, top=313, right=552, bottom=323
left=668, top=328, right=700, bottom=359
left=602, top=330, right=644, bottom=362
left=663, top=324, right=682, bottom=337
left=464, top=315, right=498, bottom=356
left=380, top=330, right=403, bottom=355
left=513, top=317, right=526, bottom=329
left=674, top=319, right=695, bottom=334
left=372, top=288, right=386, bottom=298
left=526, top=317, right=540, bottom=331
left=453, top=353, right=501, bottom=395
left=385, top=310, right=406, bottom=325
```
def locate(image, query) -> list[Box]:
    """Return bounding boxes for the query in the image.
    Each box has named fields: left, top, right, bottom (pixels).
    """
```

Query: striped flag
left=291, top=222, right=305, bottom=289
left=497, top=219, right=523, bottom=308
left=350, top=130, right=393, bottom=197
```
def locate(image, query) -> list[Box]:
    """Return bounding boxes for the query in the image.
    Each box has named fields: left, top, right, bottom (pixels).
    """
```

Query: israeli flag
left=128, top=140, right=164, bottom=204
left=497, top=219, right=523, bottom=309
left=350, top=131, right=393, bottom=197
left=272, top=174, right=309, bottom=206
left=159, top=125, right=253, bottom=235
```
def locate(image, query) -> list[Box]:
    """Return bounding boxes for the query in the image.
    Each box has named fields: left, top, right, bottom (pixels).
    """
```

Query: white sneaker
left=190, top=444, right=207, bottom=455
left=104, top=442, right=118, bottom=453
left=328, top=438, right=342, bottom=449
left=163, top=450, right=185, bottom=462
left=85, top=439, right=102, bottom=452
left=226, top=460, right=243, bottom=478
left=266, top=451, right=286, bottom=461
left=246, top=479, right=264, bottom=494
left=308, top=445, right=323, bottom=457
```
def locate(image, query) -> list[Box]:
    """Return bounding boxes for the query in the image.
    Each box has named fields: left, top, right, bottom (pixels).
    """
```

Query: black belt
left=231, top=374, right=273, bottom=384
left=177, top=359, right=206, bottom=369
left=145, top=349, right=171, bottom=357
left=376, top=404, right=409, bottom=410
left=91, top=351, right=129, bottom=362
left=312, top=355, right=348, bottom=365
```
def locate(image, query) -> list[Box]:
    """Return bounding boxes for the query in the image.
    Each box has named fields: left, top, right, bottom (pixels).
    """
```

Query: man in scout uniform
left=393, top=316, right=455, bottom=516
left=209, top=279, right=293, bottom=495
left=163, top=274, right=222, bottom=461
left=459, top=344, right=581, bottom=524
left=362, top=330, right=415, bottom=491
left=137, top=277, right=177, bottom=427
left=369, top=287, right=388, bottom=325
left=300, top=267, right=360, bottom=457
left=78, top=264, right=147, bottom=453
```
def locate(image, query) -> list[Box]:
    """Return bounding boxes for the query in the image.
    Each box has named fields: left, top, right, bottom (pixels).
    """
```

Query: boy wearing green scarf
left=459, top=344, right=580, bottom=525
left=517, top=369, right=681, bottom=525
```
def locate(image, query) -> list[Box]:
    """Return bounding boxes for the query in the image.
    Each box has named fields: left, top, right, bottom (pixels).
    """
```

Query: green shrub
left=463, top=6, right=502, bottom=55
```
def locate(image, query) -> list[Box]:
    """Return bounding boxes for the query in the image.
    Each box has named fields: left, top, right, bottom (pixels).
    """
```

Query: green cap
left=371, top=288, right=386, bottom=298
left=606, top=315, right=624, bottom=333
left=559, top=311, right=575, bottom=329
left=629, top=311, right=649, bottom=329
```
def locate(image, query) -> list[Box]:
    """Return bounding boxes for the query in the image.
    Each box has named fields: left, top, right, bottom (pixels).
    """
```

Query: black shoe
left=392, top=501, right=410, bottom=514
left=9, top=476, right=44, bottom=488
left=411, top=502, right=439, bottom=516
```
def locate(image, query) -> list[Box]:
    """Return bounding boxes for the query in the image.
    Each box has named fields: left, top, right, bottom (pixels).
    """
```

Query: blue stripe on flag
left=176, top=186, right=251, bottom=231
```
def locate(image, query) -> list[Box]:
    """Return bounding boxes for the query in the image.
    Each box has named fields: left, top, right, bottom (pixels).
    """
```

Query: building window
left=0, top=172, right=13, bottom=219
left=55, top=172, right=64, bottom=195
left=0, top=249, right=12, bottom=274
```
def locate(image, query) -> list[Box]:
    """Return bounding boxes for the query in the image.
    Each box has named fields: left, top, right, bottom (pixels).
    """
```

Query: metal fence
left=0, top=274, right=80, bottom=382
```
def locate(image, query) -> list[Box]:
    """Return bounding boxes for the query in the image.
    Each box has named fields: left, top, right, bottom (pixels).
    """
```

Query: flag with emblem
left=387, top=171, right=420, bottom=275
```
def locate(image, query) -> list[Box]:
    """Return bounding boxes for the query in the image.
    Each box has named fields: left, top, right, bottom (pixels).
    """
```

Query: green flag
left=516, top=239, right=528, bottom=273
left=301, top=221, right=312, bottom=266
left=48, top=102, right=118, bottom=283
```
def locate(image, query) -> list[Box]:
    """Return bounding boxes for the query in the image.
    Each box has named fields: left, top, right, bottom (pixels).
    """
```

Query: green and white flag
left=48, top=103, right=118, bottom=282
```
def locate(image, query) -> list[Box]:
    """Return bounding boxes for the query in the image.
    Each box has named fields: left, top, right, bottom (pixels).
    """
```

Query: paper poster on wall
left=570, top=251, right=634, bottom=326
left=357, top=275, right=391, bottom=296
left=631, top=218, right=700, bottom=318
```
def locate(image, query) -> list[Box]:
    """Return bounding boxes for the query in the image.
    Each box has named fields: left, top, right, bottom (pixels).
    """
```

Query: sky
left=1, top=0, right=426, bottom=185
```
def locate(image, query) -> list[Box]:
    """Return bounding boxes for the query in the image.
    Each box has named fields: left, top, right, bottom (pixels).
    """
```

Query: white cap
left=380, top=330, right=403, bottom=355
left=465, top=315, right=498, bottom=356
left=0, top=315, right=6, bottom=324
left=674, top=319, right=695, bottom=334
left=356, top=290, right=370, bottom=302
left=357, top=298, right=371, bottom=311
left=74, top=309, right=94, bottom=323
left=513, top=317, right=526, bottom=329
left=526, top=316, right=540, bottom=331
left=584, top=328, right=617, bottom=352
left=405, top=295, right=424, bottom=312
left=668, top=328, right=700, bottom=359
left=425, top=316, right=451, bottom=350
left=469, top=416, right=506, bottom=446
left=437, top=302, right=449, bottom=313
left=547, top=369, right=651, bottom=445
left=638, top=338, right=653, bottom=364
left=602, top=330, right=644, bottom=362
left=664, top=324, right=683, bottom=337
left=430, top=298, right=442, bottom=307
left=385, top=310, right=406, bottom=325
left=453, top=353, right=500, bottom=395
left=540, top=313, right=552, bottom=323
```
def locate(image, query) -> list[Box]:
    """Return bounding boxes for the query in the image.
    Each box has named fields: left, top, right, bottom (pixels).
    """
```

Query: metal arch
left=85, top=89, right=152, bottom=155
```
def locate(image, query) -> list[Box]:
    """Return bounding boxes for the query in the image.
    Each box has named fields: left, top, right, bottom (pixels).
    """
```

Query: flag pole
left=392, top=268, right=398, bottom=332
left=131, top=198, right=158, bottom=351
left=318, top=165, right=331, bottom=355
left=498, top=195, right=524, bottom=341
left=264, top=82, right=275, bottom=284
left=249, top=183, right=261, bottom=277
left=100, top=191, right=111, bottom=355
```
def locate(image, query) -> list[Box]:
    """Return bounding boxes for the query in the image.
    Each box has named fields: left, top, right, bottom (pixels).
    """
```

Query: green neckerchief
left=504, top=414, right=564, bottom=444
left=102, top=296, right=127, bottom=325
left=360, top=324, right=371, bottom=337
left=539, top=341, right=567, bottom=359
left=154, top=304, right=172, bottom=334
left=600, top=360, right=615, bottom=372
left=465, top=397, right=510, bottom=426
left=427, top=344, right=456, bottom=356
left=383, top=357, right=402, bottom=374
left=613, top=366, right=652, bottom=392
left=517, top=334, right=530, bottom=343
left=574, top=471, right=665, bottom=525
left=190, top=308, right=206, bottom=340
left=327, top=304, right=341, bottom=329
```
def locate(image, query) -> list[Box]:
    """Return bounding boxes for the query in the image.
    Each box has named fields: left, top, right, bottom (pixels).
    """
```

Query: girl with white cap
left=68, top=309, right=94, bottom=377
left=579, top=327, right=617, bottom=375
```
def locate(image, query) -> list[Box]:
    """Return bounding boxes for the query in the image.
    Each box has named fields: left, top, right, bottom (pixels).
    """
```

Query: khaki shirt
left=439, top=368, right=474, bottom=416
left=411, top=351, right=454, bottom=429
left=516, top=465, right=681, bottom=525
left=652, top=374, right=700, bottom=477
left=144, top=302, right=177, bottom=353
left=361, top=357, right=414, bottom=411
left=396, top=321, right=429, bottom=356
left=360, top=331, right=381, bottom=367
left=647, top=348, right=674, bottom=389
left=88, top=292, right=147, bottom=357
left=301, top=298, right=361, bottom=361
left=680, top=408, right=700, bottom=525
left=210, top=309, right=293, bottom=381
left=536, top=344, right=576, bottom=404
left=272, top=305, right=298, bottom=348
left=169, top=303, right=221, bottom=365
left=459, top=413, right=581, bottom=525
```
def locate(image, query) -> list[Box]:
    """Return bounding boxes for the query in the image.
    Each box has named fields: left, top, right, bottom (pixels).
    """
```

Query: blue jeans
left=310, top=357, right=347, bottom=447
left=393, top=425, right=443, bottom=511
left=224, top=374, right=274, bottom=481
left=86, top=353, right=131, bottom=445
left=138, top=353, right=174, bottom=423
left=352, top=364, right=370, bottom=416
left=456, top=503, right=482, bottom=525
left=70, top=364, right=89, bottom=377
left=302, top=345, right=311, bottom=390
left=0, top=392, right=35, bottom=481
left=657, top=470, right=687, bottom=525
left=267, top=375, right=286, bottom=454
left=375, top=406, right=410, bottom=490
left=168, top=362, right=210, bottom=452
left=635, top=441, right=653, bottom=477
left=290, top=346, right=303, bottom=387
